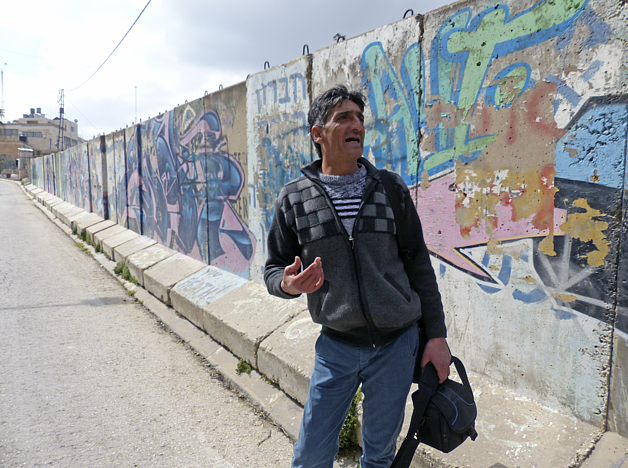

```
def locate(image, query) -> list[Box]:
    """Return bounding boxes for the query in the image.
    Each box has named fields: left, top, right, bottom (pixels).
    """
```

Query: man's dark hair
left=307, top=85, right=366, bottom=158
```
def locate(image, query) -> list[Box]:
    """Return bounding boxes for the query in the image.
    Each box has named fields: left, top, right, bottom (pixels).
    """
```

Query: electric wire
left=65, top=97, right=101, bottom=136
left=0, top=48, right=48, bottom=60
left=66, top=0, right=152, bottom=93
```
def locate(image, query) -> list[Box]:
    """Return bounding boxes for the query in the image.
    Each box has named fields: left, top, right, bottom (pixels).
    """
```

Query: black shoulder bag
left=379, top=170, right=478, bottom=468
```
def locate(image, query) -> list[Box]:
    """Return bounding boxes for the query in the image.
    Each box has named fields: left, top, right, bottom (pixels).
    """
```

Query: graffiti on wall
left=249, top=70, right=312, bottom=239
left=105, top=131, right=128, bottom=226
left=88, top=139, right=105, bottom=218
left=359, top=0, right=624, bottom=328
left=125, top=100, right=255, bottom=276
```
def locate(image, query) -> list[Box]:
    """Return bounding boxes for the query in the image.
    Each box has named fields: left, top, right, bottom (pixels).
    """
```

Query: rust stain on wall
left=560, top=198, right=610, bottom=267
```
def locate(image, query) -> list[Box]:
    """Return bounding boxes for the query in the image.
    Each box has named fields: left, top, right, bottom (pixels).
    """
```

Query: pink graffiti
left=413, top=173, right=566, bottom=279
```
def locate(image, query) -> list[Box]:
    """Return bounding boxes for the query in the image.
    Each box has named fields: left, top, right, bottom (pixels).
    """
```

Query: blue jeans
left=292, top=326, right=418, bottom=468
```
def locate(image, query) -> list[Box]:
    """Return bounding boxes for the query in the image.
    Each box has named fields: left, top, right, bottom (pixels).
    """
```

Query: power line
left=65, top=97, right=101, bottom=135
left=0, top=48, right=48, bottom=61
left=67, top=0, right=152, bottom=93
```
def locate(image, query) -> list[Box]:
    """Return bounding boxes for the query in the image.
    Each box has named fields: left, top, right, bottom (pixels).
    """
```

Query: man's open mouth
left=346, top=136, right=361, bottom=144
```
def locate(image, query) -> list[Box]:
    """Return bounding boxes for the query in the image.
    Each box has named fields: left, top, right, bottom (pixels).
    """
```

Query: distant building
left=1, top=107, right=85, bottom=154
left=0, top=137, right=32, bottom=179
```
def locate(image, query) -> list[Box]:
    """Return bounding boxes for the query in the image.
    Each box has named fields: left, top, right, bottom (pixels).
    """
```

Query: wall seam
left=603, top=99, right=628, bottom=432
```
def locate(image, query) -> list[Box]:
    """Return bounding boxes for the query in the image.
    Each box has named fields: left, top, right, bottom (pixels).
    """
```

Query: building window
left=2, top=129, right=19, bottom=136
left=27, top=120, right=38, bottom=124
left=23, top=131, right=43, bottom=138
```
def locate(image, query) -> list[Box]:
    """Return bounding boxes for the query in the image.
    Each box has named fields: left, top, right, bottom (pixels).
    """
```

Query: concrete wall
left=29, top=0, right=628, bottom=435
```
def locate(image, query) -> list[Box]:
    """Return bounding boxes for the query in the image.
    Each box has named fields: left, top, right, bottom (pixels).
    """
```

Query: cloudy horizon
left=1, top=0, right=452, bottom=141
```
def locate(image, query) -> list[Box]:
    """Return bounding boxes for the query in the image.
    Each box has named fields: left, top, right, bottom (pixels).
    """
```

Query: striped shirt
left=318, top=164, right=367, bottom=235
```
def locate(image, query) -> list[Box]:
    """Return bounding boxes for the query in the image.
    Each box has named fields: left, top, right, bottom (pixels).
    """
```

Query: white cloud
left=0, top=0, right=451, bottom=138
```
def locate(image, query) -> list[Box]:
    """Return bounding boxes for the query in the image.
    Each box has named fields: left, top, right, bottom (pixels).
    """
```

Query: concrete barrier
left=112, top=236, right=157, bottom=264
left=126, top=244, right=177, bottom=287
left=142, top=253, right=206, bottom=305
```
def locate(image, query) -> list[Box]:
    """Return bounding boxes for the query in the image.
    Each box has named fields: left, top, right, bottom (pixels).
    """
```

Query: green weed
left=114, top=262, right=138, bottom=285
left=236, top=359, right=252, bottom=375
left=338, top=389, right=362, bottom=456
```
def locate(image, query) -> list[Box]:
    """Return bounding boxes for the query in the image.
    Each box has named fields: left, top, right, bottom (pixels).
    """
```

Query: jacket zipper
left=311, top=176, right=379, bottom=346
left=346, top=177, right=380, bottom=347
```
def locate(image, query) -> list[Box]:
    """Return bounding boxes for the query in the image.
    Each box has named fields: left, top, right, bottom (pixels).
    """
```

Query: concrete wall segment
left=246, top=56, right=312, bottom=285
left=124, top=125, right=142, bottom=235
left=414, top=0, right=628, bottom=427
left=311, top=16, right=423, bottom=188
left=201, top=84, right=256, bottom=277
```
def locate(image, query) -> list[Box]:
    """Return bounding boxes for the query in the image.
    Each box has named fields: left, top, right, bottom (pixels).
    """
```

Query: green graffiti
left=436, top=11, right=471, bottom=106
left=424, top=124, right=495, bottom=172
left=447, top=0, right=585, bottom=114
left=362, top=43, right=421, bottom=176
left=494, top=68, right=528, bottom=107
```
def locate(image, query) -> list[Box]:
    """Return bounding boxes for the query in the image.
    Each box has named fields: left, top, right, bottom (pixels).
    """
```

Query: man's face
left=312, top=100, right=365, bottom=167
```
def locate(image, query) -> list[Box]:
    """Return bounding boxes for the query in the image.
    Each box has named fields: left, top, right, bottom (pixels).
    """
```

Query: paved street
left=0, top=179, right=293, bottom=467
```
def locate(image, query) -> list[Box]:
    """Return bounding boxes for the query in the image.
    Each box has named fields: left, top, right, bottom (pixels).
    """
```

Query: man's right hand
left=281, top=256, right=324, bottom=295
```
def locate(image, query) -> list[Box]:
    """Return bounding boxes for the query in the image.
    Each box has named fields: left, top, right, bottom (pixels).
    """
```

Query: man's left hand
left=420, top=337, right=451, bottom=383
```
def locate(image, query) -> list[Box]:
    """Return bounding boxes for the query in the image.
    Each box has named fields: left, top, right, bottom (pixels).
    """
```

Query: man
left=264, top=85, right=450, bottom=468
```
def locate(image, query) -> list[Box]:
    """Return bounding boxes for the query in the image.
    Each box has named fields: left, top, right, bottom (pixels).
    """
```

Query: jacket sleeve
left=394, top=175, right=447, bottom=340
left=264, top=190, right=302, bottom=300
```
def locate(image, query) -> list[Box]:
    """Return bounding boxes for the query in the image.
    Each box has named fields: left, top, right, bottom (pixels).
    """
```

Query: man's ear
left=311, top=126, right=324, bottom=144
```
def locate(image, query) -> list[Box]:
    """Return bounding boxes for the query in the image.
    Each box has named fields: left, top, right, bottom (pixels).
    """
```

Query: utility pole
left=56, top=89, right=65, bottom=151
left=135, top=86, right=137, bottom=124
left=1, top=63, right=6, bottom=122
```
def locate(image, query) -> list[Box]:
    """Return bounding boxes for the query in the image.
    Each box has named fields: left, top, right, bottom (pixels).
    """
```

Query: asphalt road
left=0, top=179, right=294, bottom=467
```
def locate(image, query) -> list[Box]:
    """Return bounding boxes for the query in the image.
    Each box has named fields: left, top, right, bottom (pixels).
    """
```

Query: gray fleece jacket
left=264, top=158, right=446, bottom=346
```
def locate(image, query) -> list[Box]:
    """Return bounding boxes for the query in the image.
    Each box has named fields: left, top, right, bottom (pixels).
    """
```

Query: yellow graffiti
left=560, top=199, right=609, bottom=267
left=554, top=293, right=578, bottom=303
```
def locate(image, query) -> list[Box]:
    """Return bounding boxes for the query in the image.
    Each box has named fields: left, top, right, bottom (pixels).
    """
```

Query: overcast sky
left=1, top=0, right=453, bottom=140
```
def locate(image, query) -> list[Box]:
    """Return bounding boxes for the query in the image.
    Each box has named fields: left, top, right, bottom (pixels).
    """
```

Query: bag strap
left=390, top=362, right=440, bottom=468
left=451, top=356, right=472, bottom=391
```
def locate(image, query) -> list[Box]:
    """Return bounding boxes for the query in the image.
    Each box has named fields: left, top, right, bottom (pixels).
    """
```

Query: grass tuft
left=114, top=262, right=138, bottom=285
left=236, top=359, right=252, bottom=375
left=338, top=389, right=363, bottom=456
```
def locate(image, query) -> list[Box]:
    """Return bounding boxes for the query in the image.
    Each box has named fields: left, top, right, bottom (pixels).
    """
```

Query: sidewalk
left=20, top=182, right=628, bottom=468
